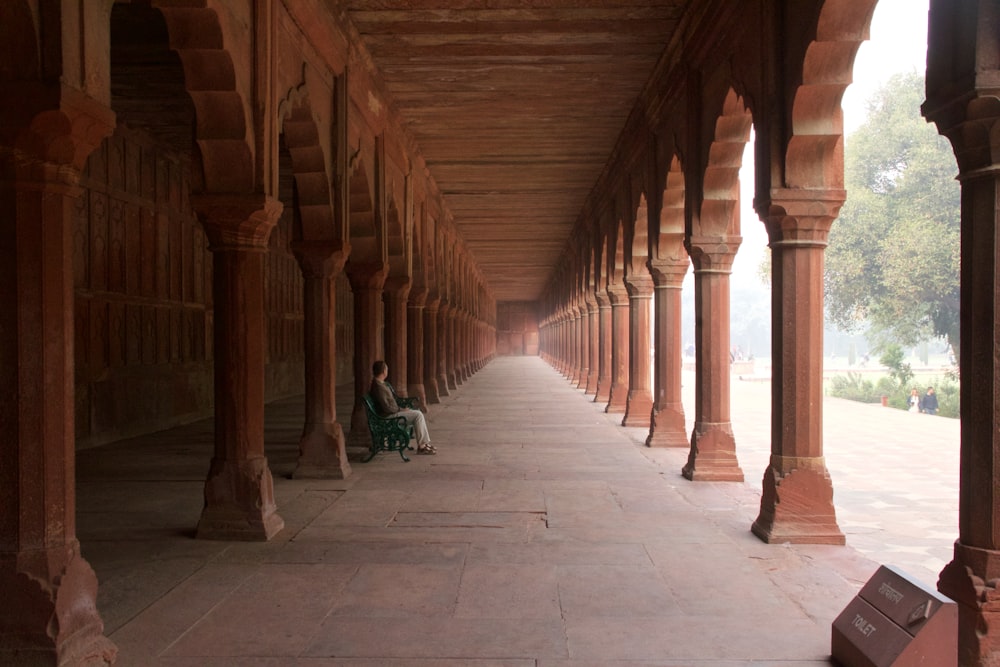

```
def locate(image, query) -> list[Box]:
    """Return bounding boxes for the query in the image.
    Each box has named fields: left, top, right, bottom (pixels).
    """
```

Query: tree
left=825, top=71, right=960, bottom=356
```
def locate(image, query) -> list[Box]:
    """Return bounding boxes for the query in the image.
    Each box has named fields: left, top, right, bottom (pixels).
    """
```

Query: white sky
left=725, top=0, right=930, bottom=285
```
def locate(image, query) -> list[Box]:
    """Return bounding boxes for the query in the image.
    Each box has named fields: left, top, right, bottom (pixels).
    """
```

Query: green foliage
left=828, top=372, right=881, bottom=403
left=879, top=344, right=914, bottom=388
left=825, top=71, right=960, bottom=356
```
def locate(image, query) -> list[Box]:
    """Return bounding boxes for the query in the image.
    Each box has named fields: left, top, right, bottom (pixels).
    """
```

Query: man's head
left=372, top=360, right=388, bottom=379
left=927, top=386, right=935, bottom=394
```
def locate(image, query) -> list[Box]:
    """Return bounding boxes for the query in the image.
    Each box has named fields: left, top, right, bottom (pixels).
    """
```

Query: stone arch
left=347, top=156, right=380, bottom=262
left=630, top=192, right=650, bottom=275
left=278, top=90, right=336, bottom=242
left=386, top=187, right=408, bottom=278
left=656, top=155, right=686, bottom=258
left=700, top=89, right=753, bottom=236
left=785, top=0, right=879, bottom=189
left=609, top=215, right=626, bottom=287
left=148, top=0, right=256, bottom=193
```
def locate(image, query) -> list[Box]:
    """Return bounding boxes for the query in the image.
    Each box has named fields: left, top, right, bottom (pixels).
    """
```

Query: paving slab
left=75, top=355, right=958, bottom=665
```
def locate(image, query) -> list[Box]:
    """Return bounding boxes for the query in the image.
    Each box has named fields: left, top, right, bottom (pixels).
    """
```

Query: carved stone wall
left=496, top=301, right=539, bottom=356
left=74, top=126, right=310, bottom=449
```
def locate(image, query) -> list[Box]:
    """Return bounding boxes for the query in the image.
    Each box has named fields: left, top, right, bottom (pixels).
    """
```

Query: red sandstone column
left=291, top=241, right=352, bottom=479
left=606, top=283, right=630, bottom=413
left=577, top=300, right=591, bottom=390
left=384, top=277, right=411, bottom=394
left=646, top=258, right=689, bottom=447
left=346, top=262, right=389, bottom=451
left=424, top=298, right=441, bottom=403
left=594, top=292, right=613, bottom=402
left=751, top=193, right=844, bottom=543
left=585, top=298, right=599, bottom=394
left=196, top=195, right=286, bottom=539
left=407, top=289, right=428, bottom=409
left=0, top=94, right=118, bottom=665
left=448, top=307, right=460, bottom=388
left=623, top=273, right=654, bottom=426
left=437, top=302, right=452, bottom=395
left=931, top=98, right=1000, bottom=663
left=682, top=237, right=743, bottom=481
left=573, top=306, right=585, bottom=385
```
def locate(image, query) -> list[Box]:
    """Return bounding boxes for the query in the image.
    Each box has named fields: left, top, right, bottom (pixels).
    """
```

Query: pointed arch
left=786, top=0, right=879, bottom=188
left=700, top=89, right=753, bottom=236
left=278, top=90, right=337, bottom=242
left=347, top=156, right=380, bottom=262
left=150, top=0, right=256, bottom=193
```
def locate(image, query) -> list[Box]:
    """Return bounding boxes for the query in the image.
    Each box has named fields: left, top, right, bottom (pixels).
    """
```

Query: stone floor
left=76, top=355, right=960, bottom=666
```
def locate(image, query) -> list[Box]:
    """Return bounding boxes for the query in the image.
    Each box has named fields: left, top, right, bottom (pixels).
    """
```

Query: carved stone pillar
left=346, top=262, right=389, bottom=452
left=456, top=310, right=472, bottom=384
left=384, top=277, right=411, bottom=395
left=0, top=90, right=118, bottom=665
left=423, top=298, right=441, bottom=403
left=682, top=236, right=743, bottom=481
left=195, top=194, right=286, bottom=539
left=437, top=302, right=452, bottom=395
left=577, top=301, right=591, bottom=390
left=751, top=191, right=844, bottom=544
left=585, top=298, right=599, bottom=394
left=623, top=273, right=654, bottom=426
left=572, top=306, right=584, bottom=385
left=291, top=241, right=352, bottom=479
left=605, top=282, right=630, bottom=413
left=594, top=292, right=612, bottom=403
left=407, top=289, right=428, bottom=410
left=646, top=257, right=689, bottom=447
left=928, top=85, right=1000, bottom=662
left=449, top=307, right=460, bottom=388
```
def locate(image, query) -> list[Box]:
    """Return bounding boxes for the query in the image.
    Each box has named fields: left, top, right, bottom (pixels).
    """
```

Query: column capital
left=648, top=258, right=688, bottom=288
left=1, top=82, right=116, bottom=173
left=761, top=188, right=846, bottom=246
left=345, top=261, right=389, bottom=290
left=384, top=276, right=412, bottom=299
left=594, top=291, right=611, bottom=308
left=291, top=240, right=350, bottom=278
left=606, top=281, right=629, bottom=305
left=408, top=287, right=429, bottom=308
left=194, top=194, right=283, bottom=250
left=624, top=273, right=654, bottom=297
left=686, top=234, right=740, bottom=273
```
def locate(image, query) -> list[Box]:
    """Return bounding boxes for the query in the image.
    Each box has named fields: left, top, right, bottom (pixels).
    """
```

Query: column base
left=622, top=391, right=653, bottom=427
left=408, top=383, right=428, bottom=412
left=294, top=423, right=352, bottom=479
left=646, top=404, right=688, bottom=447
left=437, top=375, right=451, bottom=397
left=682, top=423, right=744, bottom=481
left=425, top=378, right=440, bottom=404
left=938, top=541, right=1000, bottom=665
left=751, top=458, right=844, bottom=544
left=605, top=386, right=628, bottom=414
left=197, top=457, right=285, bottom=541
left=0, top=544, right=117, bottom=666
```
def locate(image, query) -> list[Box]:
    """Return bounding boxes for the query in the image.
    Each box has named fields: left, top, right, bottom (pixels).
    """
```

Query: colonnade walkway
left=78, top=355, right=959, bottom=665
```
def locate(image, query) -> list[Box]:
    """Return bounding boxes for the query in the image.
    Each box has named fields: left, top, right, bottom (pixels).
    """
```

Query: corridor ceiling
left=339, top=1, right=689, bottom=302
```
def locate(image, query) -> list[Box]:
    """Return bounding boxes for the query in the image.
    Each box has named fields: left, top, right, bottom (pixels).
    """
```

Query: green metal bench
left=386, top=381, right=420, bottom=410
left=361, top=393, right=415, bottom=462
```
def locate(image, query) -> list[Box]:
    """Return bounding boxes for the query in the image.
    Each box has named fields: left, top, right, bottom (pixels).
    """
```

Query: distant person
left=370, top=360, right=436, bottom=454
left=908, top=388, right=921, bottom=413
left=920, top=386, right=939, bottom=416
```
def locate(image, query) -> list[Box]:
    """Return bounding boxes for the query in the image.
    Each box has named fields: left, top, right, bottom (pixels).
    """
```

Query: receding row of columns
left=539, top=203, right=846, bottom=547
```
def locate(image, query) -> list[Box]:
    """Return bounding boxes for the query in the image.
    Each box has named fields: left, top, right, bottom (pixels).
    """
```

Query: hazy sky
left=728, top=0, right=930, bottom=284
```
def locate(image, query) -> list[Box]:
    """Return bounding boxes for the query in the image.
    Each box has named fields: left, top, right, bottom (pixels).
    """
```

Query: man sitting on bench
left=369, top=360, right=437, bottom=455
